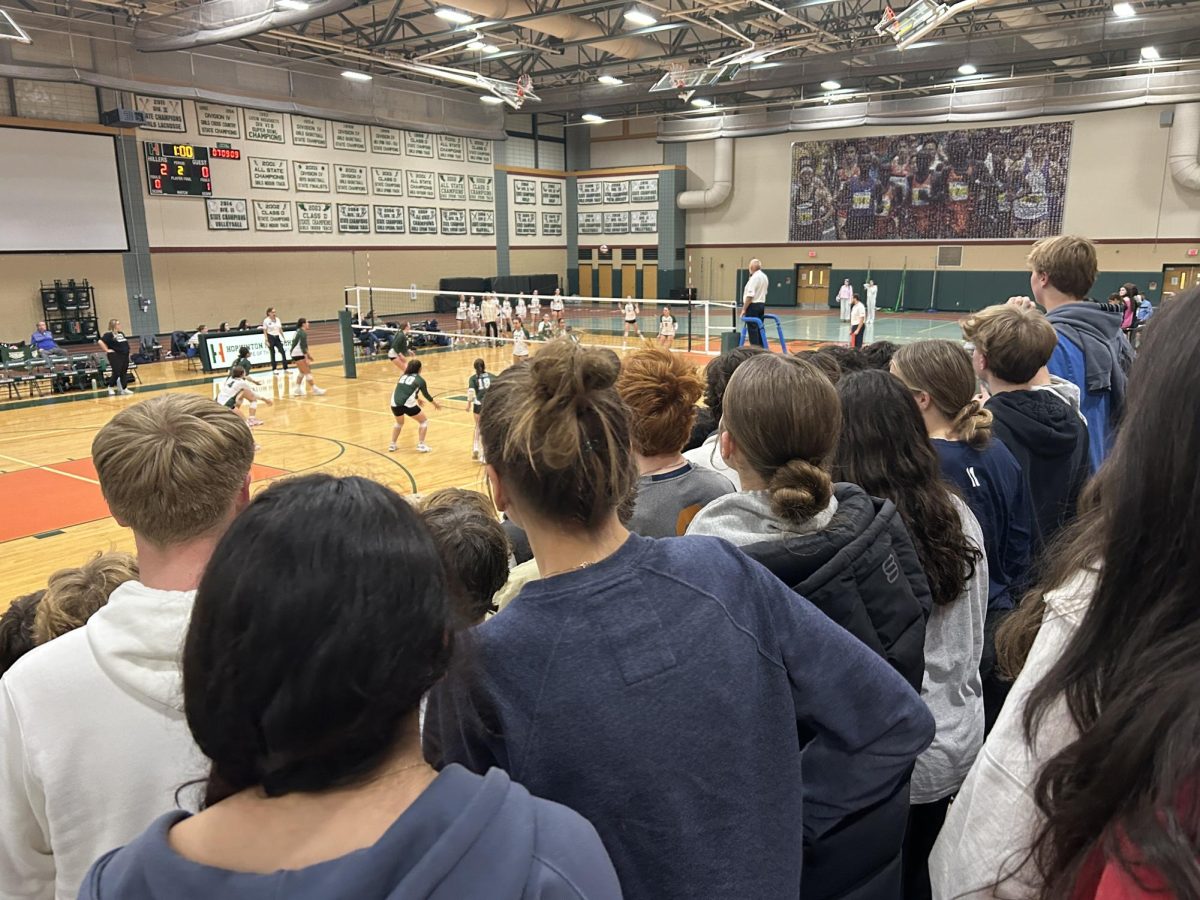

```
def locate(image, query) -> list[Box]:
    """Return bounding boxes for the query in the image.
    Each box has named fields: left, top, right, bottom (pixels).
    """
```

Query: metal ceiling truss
left=6, top=0, right=1200, bottom=116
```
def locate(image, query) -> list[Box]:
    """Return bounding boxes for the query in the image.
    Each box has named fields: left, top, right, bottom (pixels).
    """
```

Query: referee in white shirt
left=742, top=259, right=770, bottom=348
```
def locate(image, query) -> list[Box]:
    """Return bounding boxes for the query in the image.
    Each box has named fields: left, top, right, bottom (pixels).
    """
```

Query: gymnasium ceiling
left=13, top=0, right=1200, bottom=121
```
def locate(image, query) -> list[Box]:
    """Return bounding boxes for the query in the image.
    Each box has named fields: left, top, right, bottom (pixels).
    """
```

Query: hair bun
left=530, top=341, right=620, bottom=408
left=953, top=399, right=994, bottom=449
left=768, top=459, right=833, bottom=523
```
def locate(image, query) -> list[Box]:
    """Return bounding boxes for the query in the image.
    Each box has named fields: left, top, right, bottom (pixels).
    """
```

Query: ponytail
left=951, top=398, right=993, bottom=449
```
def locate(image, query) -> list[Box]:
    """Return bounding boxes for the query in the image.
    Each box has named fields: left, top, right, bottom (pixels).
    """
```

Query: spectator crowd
left=1, top=235, right=1197, bottom=900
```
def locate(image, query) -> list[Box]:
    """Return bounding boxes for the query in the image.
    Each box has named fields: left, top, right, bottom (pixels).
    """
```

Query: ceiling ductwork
left=1168, top=102, right=1200, bottom=192
left=435, top=0, right=662, bottom=60
left=678, top=137, right=733, bottom=209
left=657, top=68, right=1200, bottom=141
left=134, top=0, right=362, bottom=52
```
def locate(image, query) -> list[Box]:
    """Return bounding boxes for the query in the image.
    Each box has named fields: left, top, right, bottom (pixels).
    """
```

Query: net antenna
left=875, top=0, right=986, bottom=50
left=0, top=9, right=32, bottom=43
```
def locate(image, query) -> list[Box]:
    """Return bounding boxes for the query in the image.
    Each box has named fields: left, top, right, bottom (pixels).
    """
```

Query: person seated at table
left=217, top=322, right=229, bottom=333
left=30, top=321, right=67, bottom=363
left=236, top=319, right=249, bottom=330
left=187, top=325, right=207, bottom=351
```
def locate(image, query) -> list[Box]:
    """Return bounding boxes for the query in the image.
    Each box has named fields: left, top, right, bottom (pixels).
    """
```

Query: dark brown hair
left=617, top=346, right=704, bottom=457
left=418, top=488, right=509, bottom=627
left=0, top=591, right=43, bottom=677
left=833, top=370, right=977, bottom=606
left=722, top=353, right=839, bottom=523
left=480, top=339, right=636, bottom=530
left=893, top=340, right=993, bottom=449
left=997, top=286, right=1200, bottom=898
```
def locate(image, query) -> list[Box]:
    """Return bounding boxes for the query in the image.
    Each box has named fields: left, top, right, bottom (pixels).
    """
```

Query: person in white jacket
left=0, top=394, right=255, bottom=900
left=932, top=290, right=1200, bottom=899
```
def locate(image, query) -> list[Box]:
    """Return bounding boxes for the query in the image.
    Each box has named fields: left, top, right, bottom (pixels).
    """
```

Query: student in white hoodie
left=0, top=394, right=255, bottom=900
left=682, top=345, right=766, bottom=491
left=930, top=287, right=1200, bottom=899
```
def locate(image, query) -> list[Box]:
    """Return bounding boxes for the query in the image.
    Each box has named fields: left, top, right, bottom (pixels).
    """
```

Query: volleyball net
left=340, top=286, right=741, bottom=359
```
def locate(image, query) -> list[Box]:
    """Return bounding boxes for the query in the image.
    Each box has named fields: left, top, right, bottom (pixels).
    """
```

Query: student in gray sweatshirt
left=80, top=474, right=620, bottom=900
left=617, top=346, right=734, bottom=537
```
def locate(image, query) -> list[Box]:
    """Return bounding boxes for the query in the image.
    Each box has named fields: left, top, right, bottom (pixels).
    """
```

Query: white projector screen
left=0, top=127, right=129, bottom=252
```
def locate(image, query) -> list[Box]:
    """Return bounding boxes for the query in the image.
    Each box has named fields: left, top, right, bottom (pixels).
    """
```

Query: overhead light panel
left=750, top=61, right=782, bottom=70
left=690, top=97, right=713, bottom=107
left=276, top=0, right=310, bottom=10
left=467, top=39, right=500, bottom=52
left=820, top=79, right=841, bottom=90
left=480, top=95, right=505, bottom=104
left=598, top=74, right=625, bottom=86
left=581, top=113, right=606, bottom=123
left=957, top=63, right=976, bottom=75
left=341, top=70, right=373, bottom=82
left=623, top=8, right=657, bottom=26
left=1112, top=2, right=1135, bottom=17
left=435, top=7, right=474, bottom=24
left=1140, top=45, right=1160, bottom=60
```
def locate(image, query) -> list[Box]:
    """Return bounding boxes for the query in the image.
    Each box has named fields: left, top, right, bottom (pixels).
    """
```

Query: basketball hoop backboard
left=0, top=9, right=32, bottom=43
left=650, top=65, right=730, bottom=93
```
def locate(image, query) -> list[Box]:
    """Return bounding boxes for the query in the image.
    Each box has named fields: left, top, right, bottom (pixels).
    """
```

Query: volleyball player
left=537, top=313, right=555, bottom=340
left=289, top=318, right=326, bottom=396
left=455, top=296, right=467, bottom=341
left=389, top=358, right=441, bottom=453
left=497, top=298, right=511, bottom=336
left=658, top=306, right=677, bottom=349
left=467, top=297, right=481, bottom=338
left=261, top=307, right=287, bottom=371
left=388, top=321, right=415, bottom=371
left=530, top=290, right=541, bottom=322
left=512, top=317, right=531, bottom=366
left=217, top=365, right=272, bottom=426
left=622, top=297, right=643, bottom=342
left=516, top=293, right=528, bottom=323
left=466, top=358, right=495, bottom=462
left=550, top=288, right=565, bottom=327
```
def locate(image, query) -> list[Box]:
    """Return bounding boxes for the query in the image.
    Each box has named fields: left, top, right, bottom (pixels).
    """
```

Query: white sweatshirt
left=0, top=582, right=206, bottom=900
left=682, top=433, right=742, bottom=491
left=911, top=495, right=988, bottom=804
left=929, top=569, right=1095, bottom=899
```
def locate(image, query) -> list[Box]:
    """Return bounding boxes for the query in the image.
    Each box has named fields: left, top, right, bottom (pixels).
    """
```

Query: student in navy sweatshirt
left=424, top=339, right=935, bottom=900
left=80, top=474, right=620, bottom=900
left=892, top=340, right=1035, bottom=730
left=960, top=304, right=1089, bottom=547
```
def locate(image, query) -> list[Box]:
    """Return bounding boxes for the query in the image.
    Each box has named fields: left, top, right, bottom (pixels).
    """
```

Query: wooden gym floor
left=0, top=310, right=966, bottom=605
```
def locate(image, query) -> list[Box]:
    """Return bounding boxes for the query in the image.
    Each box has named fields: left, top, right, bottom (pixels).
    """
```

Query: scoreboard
left=144, top=142, right=213, bottom=197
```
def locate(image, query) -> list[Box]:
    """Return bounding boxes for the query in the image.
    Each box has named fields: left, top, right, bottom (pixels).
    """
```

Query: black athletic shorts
left=471, top=402, right=482, bottom=414
left=391, top=404, right=421, bottom=418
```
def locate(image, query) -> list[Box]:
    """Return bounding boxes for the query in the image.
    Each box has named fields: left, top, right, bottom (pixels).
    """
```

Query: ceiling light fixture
left=690, top=97, right=713, bottom=107
left=467, top=39, right=499, bottom=52
left=1112, top=2, right=1136, bottom=17
left=435, top=8, right=474, bottom=24
left=750, top=61, right=782, bottom=70
left=1140, top=45, right=1160, bottom=60
left=341, top=70, right=373, bottom=82
left=957, top=62, right=976, bottom=75
left=820, top=79, right=841, bottom=90
left=598, top=74, right=625, bottom=86
left=275, top=0, right=310, bottom=10
left=480, top=95, right=505, bottom=104
left=623, top=8, right=657, bottom=26
left=582, top=113, right=607, bottom=123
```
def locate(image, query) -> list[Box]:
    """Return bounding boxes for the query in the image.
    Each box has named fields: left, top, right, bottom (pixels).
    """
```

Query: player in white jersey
left=530, top=291, right=541, bottom=321
left=467, top=298, right=481, bottom=337
left=622, top=297, right=643, bottom=342
left=511, top=317, right=531, bottom=365
left=216, top=365, right=272, bottom=427
left=550, top=289, right=565, bottom=326
left=455, top=296, right=468, bottom=340
left=516, top=295, right=528, bottom=322
left=657, top=307, right=677, bottom=349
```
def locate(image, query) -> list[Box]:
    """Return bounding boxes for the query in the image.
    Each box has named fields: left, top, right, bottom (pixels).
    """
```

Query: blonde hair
left=722, top=353, right=840, bottom=523
left=92, top=394, right=255, bottom=546
left=107, top=318, right=119, bottom=331
left=33, top=552, right=138, bottom=645
left=617, top=347, right=704, bottom=457
left=893, top=340, right=993, bottom=449
left=961, top=304, right=1059, bottom=385
left=1027, top=235, right=1098, bottom=300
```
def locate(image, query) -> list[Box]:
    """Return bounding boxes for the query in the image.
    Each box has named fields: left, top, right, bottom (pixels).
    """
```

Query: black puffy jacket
left=740, top=482, right=931, bottom=690
left=735, top=482, right=932, bottom=900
